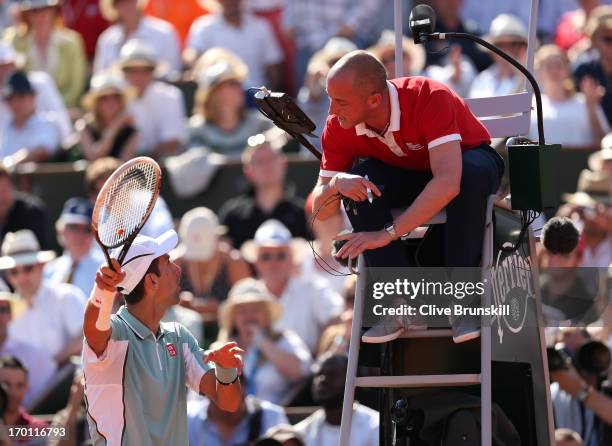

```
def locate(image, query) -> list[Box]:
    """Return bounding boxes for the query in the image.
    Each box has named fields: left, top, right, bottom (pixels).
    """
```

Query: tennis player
left=82, top=229, right=243, bottom=445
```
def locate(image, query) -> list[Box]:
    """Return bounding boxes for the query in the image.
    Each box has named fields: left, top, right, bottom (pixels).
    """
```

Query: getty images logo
left=490, top=243, right=534, bottom=344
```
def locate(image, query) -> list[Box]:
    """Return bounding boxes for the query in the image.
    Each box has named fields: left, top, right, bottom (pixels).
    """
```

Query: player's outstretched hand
left=95, top=258, right=125, bottom=292
left=205, top=342, right=244, bottom=375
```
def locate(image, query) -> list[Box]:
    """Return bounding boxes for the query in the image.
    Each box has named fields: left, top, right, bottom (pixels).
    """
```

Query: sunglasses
left=258, top=251, right=289, bottom=262
left=6, top=264, right=36, bottom=277
left=600, top=36, right=612, bottom=45
left=0, top=306, right=10, bottom=315
left=66, top=224, right=92, bottom=234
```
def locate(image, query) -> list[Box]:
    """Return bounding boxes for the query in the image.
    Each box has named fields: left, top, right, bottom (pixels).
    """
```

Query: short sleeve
left=279, top=331, right=312, bottom=376
left=186, top=17, right=207, bottom=53
left=159, top=88, right=187, bottom=142
left=311, top=280, right=344, bottom=326
left=320, top=118, right=356, bottom=177
left=33, top=119, right=61, bottom=153
left=179, top=324, right=213, bottom=392
left=418, top=88, right=462, bottom=149
left=60, top=285, right=87, bottom=338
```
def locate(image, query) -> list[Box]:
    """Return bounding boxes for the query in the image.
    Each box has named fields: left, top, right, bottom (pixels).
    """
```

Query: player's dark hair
left=125, top=257, right=161, bottom=305
left=0, top=355, right=28, bottom=379
left=541, top=217, right=580, bottom=255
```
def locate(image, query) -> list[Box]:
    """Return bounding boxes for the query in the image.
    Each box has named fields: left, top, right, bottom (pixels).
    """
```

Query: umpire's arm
left=84, top=259, right=124, bottom=357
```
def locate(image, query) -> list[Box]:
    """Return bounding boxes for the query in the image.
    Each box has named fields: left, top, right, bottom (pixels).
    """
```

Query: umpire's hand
left=330, top=173, right=381, bottom=202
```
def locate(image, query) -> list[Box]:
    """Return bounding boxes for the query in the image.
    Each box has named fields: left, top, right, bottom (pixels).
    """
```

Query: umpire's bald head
left=328, top=50, right=388, bottom=95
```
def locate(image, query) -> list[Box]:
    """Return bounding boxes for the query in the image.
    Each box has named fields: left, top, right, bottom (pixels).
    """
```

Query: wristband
left=215, top=364, right=238, bottom=385
left=90, top=286, right=114, bottom=331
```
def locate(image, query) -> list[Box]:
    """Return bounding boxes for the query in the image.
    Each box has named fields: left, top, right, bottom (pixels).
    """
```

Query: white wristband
left=90, top=286, right=114, bottom=331
left=215, top=364, right=238, bottom=385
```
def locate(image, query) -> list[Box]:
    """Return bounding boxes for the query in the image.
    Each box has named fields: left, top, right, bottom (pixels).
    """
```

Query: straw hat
left=81, top=71, right=134, bottom=110
left=218, top=278, right=283, bottom=334
left=240, top=219, right=308, bottom=264
left=562, top=169, right=612, bottom=207
left=170, top=207, right=227, bottom=262
left=484, top=14, right=528, bottom=45
left=116, top=39, right=168, bottom=77
left=0, top=230, right=56, bottom=270
left=588, top=134, right=612, bottom=172
left=368, top=29, right=426, bottom=75
left=99, top=0, right=148, bottom=22
left=585, top=5, right=612, bottom=39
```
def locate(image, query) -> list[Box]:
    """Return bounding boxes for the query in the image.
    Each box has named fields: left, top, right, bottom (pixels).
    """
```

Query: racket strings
left=98, top=163, right=159, bottom=248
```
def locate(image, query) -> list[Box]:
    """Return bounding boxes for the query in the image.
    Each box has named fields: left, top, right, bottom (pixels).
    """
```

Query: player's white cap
left=114, top=229, right=178, bottom=295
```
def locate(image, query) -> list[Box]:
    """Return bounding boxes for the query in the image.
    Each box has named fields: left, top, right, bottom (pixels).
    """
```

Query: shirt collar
left=355, top=80, right=400, bottom=137
left=117, top=306, right=166, bottom=340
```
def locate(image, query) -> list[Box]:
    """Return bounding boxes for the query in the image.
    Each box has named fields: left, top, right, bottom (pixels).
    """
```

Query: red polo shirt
left=320, top=76, right=490, bottom=176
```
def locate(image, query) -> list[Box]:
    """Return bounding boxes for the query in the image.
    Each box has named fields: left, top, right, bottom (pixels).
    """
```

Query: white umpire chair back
left=338, top=90, right=534, bottom=446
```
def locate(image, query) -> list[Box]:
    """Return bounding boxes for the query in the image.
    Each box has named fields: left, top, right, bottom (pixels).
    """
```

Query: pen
left=364, top=175, right=373, bottom=204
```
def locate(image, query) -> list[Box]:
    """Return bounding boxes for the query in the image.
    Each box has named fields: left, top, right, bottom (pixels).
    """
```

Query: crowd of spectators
left=0, top=0, right=611, bottom=445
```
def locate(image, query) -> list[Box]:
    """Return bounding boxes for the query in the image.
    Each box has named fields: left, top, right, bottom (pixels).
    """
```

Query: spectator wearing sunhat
left=216, top=277, right=311, bottom=404
left=0, top=41, right=71, bottom=141
left=45, top=198, right=105, bottom=297
left=0, top=230, right=86, bottom=365
left=0, top=71, right=60, bottom=167
left=241, top=219, right=343, bottom=353
left=2, top=0, right=87, bottom=108
left=185, top=0, right=283, bottom=89
left=0, top=292, right=56, bottom=408
left=93, top=0, right=181, bottom=76
left=187, top=48, right=272, bottom=156
left=171, top=207, right=251, bottom=320
left=76, top=71, right=139, bottom=161
left=118, top=39, right=186, bottom=158
left=468, top=14, right=529, bottom=98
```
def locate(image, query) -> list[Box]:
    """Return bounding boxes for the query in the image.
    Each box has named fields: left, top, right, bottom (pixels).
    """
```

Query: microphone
left=408, top=4, right=436, bottom=44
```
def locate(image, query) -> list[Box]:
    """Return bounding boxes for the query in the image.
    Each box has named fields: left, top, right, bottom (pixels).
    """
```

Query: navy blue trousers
left=346, top=144, right=504, bottom=267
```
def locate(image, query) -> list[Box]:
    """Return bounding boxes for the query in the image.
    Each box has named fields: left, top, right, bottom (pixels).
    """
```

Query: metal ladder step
left=355, top=374, right=481, bottom=388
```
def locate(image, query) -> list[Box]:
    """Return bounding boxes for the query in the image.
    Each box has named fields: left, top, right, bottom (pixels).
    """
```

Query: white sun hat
left=0, top=230, right=56, bottom=270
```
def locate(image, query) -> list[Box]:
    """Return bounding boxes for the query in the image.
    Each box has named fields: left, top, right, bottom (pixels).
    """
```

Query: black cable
left=308, top=193, right=353, bottom=277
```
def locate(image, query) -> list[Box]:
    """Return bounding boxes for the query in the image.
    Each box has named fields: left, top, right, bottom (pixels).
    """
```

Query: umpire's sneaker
left=450, top=316, right=481, bottom=344
left=362, top=314, right=427, bottom=344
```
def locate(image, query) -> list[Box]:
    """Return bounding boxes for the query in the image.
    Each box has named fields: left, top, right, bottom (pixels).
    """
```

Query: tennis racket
left=91, top=157, right=161, bottom=326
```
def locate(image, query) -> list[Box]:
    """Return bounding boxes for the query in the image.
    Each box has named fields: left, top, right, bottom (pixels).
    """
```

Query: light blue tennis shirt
left=83, top=306, right=213, bottom=446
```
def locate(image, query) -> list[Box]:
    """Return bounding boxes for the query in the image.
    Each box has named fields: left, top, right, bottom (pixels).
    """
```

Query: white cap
left=486, top=14, right=528, bottom=43
left=114, top=229, right=178, bottom=295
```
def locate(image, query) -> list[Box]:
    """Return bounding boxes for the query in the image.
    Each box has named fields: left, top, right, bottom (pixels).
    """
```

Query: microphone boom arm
left=421, top=32, right=545, bottom=147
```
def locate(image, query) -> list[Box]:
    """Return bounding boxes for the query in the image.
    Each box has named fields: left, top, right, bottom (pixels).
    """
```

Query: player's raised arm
left=83, top=258, right=125, bottom=357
